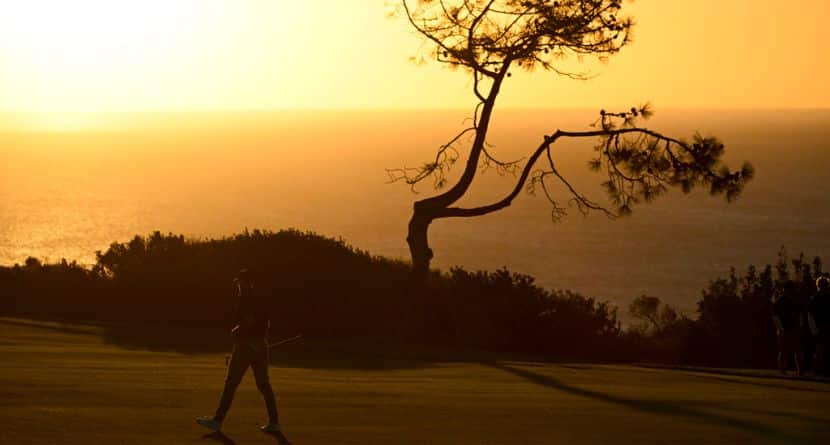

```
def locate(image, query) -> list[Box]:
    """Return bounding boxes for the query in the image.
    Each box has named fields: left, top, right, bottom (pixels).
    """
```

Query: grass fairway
left=1, top=318, right=828, bottom=445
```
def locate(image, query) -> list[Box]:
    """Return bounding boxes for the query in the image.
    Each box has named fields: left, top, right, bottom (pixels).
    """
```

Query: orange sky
left=0, top=0, right=828, bottom=113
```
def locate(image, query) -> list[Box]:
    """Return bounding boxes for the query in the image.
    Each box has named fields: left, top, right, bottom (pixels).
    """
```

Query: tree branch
left=386, top=126, right=474, bottom=191
left=438, top=108, right=753, bottom=220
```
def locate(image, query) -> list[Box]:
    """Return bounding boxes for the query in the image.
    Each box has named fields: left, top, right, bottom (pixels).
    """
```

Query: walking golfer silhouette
left=196, top=268, right=281, bottom=434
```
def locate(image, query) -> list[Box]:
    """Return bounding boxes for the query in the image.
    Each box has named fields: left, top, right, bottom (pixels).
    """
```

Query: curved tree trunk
left=405, top=74, right=506, bottom=283
left=406, top=210, right=433, bottom=282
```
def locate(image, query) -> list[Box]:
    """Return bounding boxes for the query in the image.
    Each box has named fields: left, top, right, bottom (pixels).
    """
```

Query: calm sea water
left=2, top=109, right=829, bottom=314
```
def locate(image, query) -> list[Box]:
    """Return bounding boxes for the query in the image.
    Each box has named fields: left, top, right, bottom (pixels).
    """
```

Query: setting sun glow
left=0, top=1, right=214, bottom=113
left=0, top=0, right=828, bottom=125
left=3, top=1, right=190, bottom=61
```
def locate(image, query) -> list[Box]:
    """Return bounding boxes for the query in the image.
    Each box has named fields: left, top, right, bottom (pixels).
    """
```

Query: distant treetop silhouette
left=398, top=0, right=631, bottom=82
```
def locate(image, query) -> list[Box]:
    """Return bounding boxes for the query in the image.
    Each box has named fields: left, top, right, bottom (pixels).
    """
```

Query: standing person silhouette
left=772, top=281, right=804, bottom=375
left=197, top=269, right=281, bottom=434
left=809, top=276, right=830, bottom=376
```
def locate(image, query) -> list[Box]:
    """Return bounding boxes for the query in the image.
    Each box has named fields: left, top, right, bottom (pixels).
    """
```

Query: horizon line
left=2, top=106, right=830, bottom=114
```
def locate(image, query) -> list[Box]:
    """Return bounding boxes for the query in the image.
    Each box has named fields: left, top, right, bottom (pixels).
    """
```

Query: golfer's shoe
left=260, top=422, right=281, bottom=433
left=196, top=416, right=222, bottom=432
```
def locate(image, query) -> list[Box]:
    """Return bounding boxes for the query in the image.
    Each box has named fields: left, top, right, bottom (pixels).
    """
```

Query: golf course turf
left=1, top=318, right=828, bottom=444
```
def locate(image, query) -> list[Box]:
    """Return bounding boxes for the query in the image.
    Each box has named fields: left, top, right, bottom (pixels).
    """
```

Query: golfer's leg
left=214, top=345, right=250, bottom=422
left=776, top=332, right=786, bottom=372
left=252, top=345, right=279, bottom=425
left=794, top=352, right=803, bottom=374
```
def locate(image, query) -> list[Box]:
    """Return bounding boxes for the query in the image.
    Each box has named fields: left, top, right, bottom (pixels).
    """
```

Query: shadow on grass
left=555, top=364, right=592, bottom=370
left=201, top=431, right=235, bottom=445
left=264, top=431, right=292, bottom=444
left=1, top=317, right=446, bottom=370
left=103, top=328, right=446, bottom=370
left=687, top=372, right=830, bottom=393
left=101, top=324, right=231, bottom=354
left=679, top=400, right=830, bottom=427
left=486, top=361, right=809, bottom=444
left=635, top=363, right=830, bottom=386
left=10, top=317, right=467, bottom=370
left=0, top=317, right=228, bottom=353
left=0, top=317, right=103, bottom=337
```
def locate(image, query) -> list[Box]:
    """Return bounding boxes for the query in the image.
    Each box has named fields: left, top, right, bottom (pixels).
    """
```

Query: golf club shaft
left=267, top=334, right=302, bottom=349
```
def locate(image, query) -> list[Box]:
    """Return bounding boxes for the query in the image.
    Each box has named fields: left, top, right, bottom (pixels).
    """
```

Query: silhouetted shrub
left=688, top=250, right=823, bottom=368
left=0, top=229, right=623, bottom=359
left=629, top=249, right=825, bottom=368
left=4, top=230, right=818, bottom=367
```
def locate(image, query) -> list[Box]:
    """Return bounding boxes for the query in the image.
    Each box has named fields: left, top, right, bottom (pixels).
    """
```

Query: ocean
left=2, top=109, right=829, bottom=314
